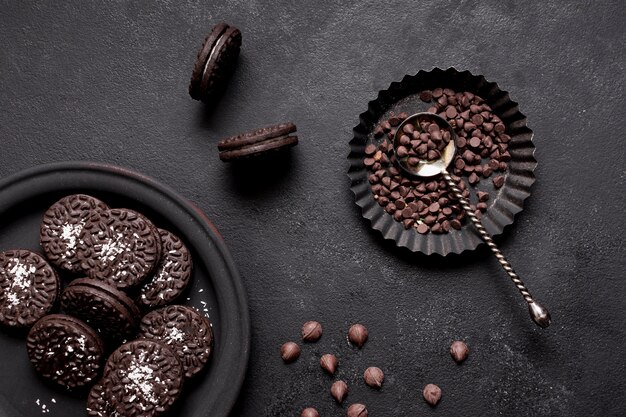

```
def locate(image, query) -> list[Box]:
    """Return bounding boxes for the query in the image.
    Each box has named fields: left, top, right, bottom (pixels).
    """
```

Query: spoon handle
left=441, top=169, right=551, bottom=328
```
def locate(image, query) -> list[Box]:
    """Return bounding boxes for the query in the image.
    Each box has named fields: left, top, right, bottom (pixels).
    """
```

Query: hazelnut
left=423, top=383, right=442, bottom=406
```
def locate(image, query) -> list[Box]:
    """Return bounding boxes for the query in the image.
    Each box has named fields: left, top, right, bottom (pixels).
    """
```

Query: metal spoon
left=393, top=112, right=551, bottom=328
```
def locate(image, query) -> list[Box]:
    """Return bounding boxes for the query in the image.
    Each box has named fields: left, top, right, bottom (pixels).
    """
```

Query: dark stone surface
left=0, top=1, right=624, bottom=416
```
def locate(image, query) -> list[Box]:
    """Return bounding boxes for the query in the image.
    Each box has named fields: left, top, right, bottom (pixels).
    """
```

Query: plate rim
left=0, top=161, right=250, bottom=417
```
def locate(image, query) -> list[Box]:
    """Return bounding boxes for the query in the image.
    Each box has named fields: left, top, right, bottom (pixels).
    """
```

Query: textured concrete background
left=1, top=1, right=625, bottom=416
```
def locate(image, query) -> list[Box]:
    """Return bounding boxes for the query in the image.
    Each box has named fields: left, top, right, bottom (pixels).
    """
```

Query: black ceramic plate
left=348, top=67, right=537, bottom=255
left=0, top=162, right=249, bottom=417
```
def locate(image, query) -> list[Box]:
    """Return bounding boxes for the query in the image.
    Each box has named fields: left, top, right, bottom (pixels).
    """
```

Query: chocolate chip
left=389, top=115, right=402, bottom=126
left=280, top=342, right=300, bottom=363
left=320, top=354, right=338, bottom=374
left=363, top=367, right=384, bottom=389
left=402, top=124, right=415, bottom=135
left=427, top=202, right=439, bottom=213
left=364, top=144, right=376, bottom=155
left=499, top=151, right=511, bottom=162
left=477, top=191, right=489, bottom=202
left=402, top=207, right=414, bottom=219
left=302, top=321, right=322, bottom=342
left=468, top=172, right=480, bottom=185
left=419, top=90, right=433, bottom=102
left=331, top=380, right=349, bottom=403
left=450, top=340, right=469, bottom=363
left=445, top=106, right=457, bottom=118
left=348, top=324, right=368, bottom=348
left=381, top=121, right=391, bottom=132
left=471, top=114, right=484, bottom=126
left=347, top=404, right=368, bottom=417
left=432, top=88, right=443, bottom=98
left=493, top=175, right=505, bottom=188
left=301, top=408, right=319, bottom=417
left=468, top=137, right=481, bottom=148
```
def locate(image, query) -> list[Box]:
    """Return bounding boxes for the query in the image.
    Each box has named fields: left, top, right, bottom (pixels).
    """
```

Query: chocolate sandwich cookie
left=100, top=340, right=183, bottom=416
left=0, top=250, right=59, bottom=328
left=77, top=208, right=161, bottom=290
left=40, top=194, right=108, bottom=273
left=218, top=122, right=298, bottom=161
left=189, top=22, right=242, bottom=103
left=27, top=314, right=104, bottom=389
left=61, top=278, right=140, bottom=343
left=137, top=229, right=193, bottom=310
left=138, top=305, right=214, bottom=378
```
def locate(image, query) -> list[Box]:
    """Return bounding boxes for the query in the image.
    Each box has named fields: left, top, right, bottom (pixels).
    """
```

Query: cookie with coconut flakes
left=138, top=305, right=213, bottom=379
left=0, top=249, right=59, bottom=328
left=99, top=339, right=183, bottom=416
left=40, top=194, right=109, bottom=273
left=137, top=228, right=192, bottom=310
left=76, top=208, right=161, bottom=290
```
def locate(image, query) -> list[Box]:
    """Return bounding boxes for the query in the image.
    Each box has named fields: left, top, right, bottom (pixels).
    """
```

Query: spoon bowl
left=393, top=112, right=457, bottom=178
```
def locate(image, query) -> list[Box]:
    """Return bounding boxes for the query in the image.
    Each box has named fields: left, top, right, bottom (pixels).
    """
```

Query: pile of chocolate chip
left=395, top=118, right=452, bottom=163
left=363, top=88, right=511, bottom=234
left=281, top=322, right=472, bottom=415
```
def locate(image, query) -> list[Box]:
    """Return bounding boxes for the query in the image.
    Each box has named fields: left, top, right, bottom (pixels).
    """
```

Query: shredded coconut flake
left=95, top=233, right=131, bottom=262
left=124, top=354, right=159, bottom=408
left=168, top=327, right=185, bottom=342
left=2, top=258, right=36, bottom=307
left=60, top=220, right=85, bottom=258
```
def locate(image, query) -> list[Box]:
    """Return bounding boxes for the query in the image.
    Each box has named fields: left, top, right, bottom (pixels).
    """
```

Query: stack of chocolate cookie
left=0, top=194, right=214, bottom=417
